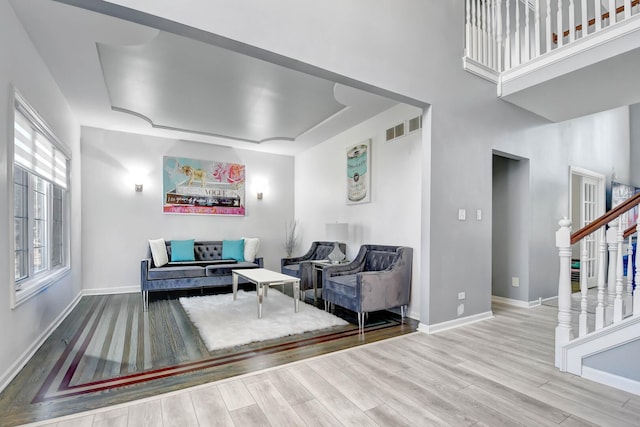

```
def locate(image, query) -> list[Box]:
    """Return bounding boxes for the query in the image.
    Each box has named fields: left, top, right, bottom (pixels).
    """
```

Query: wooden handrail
left=553, top=0, right=639, bottom=44
left=570, top=192, right=640, bottom=244
left=624, top=223, right=638, bottom=239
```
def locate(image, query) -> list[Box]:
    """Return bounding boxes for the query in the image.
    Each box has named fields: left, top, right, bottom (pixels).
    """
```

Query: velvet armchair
left=322, top=244, right=413, bottom=330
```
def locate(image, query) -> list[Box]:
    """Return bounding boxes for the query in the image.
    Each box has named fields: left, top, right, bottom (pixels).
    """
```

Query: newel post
left=556, top=217, right=573, bottom=369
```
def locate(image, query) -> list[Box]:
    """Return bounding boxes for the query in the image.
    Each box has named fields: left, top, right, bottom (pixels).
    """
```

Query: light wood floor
left=20, top=301, right=640, bottom=427
left=0, top=290, right=415, bottom=426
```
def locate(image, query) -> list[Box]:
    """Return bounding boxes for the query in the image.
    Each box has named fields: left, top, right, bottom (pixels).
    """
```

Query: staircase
left=556, top=192, right=640, bottom=394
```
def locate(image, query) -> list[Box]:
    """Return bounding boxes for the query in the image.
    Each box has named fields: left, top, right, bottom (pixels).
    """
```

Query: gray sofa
left=322, top=244, right=412, bottom=330
left=140, top=240, right=263, bottom=310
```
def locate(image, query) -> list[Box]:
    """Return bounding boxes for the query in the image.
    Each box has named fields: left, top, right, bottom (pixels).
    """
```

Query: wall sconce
left=135, top=183, right=143, bottom=192
left=253, top=178, right=267, bottom=200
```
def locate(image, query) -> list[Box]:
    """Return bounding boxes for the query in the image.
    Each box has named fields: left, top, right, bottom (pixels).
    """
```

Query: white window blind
left=14, top=107, right=68, bottom=189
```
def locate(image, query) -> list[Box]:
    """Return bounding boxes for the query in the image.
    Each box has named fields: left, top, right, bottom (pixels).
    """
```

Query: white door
left=581, top=176, right=599, bottom=288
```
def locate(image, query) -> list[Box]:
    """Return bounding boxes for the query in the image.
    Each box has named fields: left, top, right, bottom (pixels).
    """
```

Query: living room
left=3, top=0, right=640, bottom=424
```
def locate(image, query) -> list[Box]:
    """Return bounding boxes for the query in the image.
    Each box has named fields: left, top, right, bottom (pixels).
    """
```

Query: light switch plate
left=458, top=209, right=466, bottom=221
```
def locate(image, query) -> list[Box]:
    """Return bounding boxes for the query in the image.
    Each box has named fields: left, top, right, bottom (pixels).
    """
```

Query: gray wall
left=492, top=154, right=530, bottom=301
left=0, top=0, right=82, bottom=387
left=584, top=339, right=640, bottom=380
left=631, top=104, right=640, bottom=187
left=81, top=127, right=295, bottom=291
left=104, top=0, right=634, bottom=326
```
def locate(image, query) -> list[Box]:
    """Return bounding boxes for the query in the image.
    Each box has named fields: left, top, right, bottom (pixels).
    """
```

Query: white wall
left=0, top=0, right=81, bottom=388
left=94, top=0, right=634, bottom=326
left=295, top=104, right=423, bottom=319
left=81, top=127, right=294, bottom=291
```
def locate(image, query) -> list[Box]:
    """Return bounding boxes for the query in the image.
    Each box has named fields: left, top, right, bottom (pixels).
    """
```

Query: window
left=11, top=90, right=71, bottom=307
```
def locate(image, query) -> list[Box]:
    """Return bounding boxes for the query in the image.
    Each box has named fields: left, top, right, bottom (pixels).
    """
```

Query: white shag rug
left=179, top=289, right=349, bottom=351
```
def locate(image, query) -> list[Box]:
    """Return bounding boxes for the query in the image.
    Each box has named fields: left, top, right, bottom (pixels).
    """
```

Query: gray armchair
left=322, top=244, right=412, bottom=330
left=281, top=241, right=346, bottom=294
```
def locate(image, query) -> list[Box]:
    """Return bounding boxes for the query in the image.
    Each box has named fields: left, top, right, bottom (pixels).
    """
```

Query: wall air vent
left=386, top=115, right=422, bottom=142
left=386, top=122, right=406, bottom=142
left=386, top=127, right=395, bottom=142
left=408, top=115, right=422, bottom=133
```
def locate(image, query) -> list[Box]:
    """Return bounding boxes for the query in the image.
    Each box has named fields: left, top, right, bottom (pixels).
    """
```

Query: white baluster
left=534, top=0, right=541, bottom=57
left=556, top=218, right=574, bottom=369
left=614, top=218, right=624, bottom=322
left=626, top=235, right=634, bottom=317
left=505, top=0, right=511, bottom=69
left=488, top=0, right=494, bottom=69
left=580, top=0, right=588, bottom=37
left=606, top=220, right=618, bottom=325
left=471, top=0, right=477, bottom=60
left=596, top=227, right=607, bottom=329
left=595, top=0, right=602, bottom=32
left=609, top=0, right=617, bottom=26
left=466, top=0, right=471, bottom=56
left=515, top=0, right=521, bottom=65
left=624, top=0, right=632, bottom=20
left=568, top=0, right=575, bottom=42
left=496, top=0, right=503, bottom=71
left=483, top=0, right=489, bottom=65
left=557, top=0, right=564, bottom=47
left=546, top=0, right=552, bottom=52
left=579, top=240, right=589, bottom=336
left=524, top=0, right=531, bottom=61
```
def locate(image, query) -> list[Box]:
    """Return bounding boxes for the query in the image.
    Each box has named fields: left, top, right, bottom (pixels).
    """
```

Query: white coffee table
left=232, top=268, right=301, bottom=318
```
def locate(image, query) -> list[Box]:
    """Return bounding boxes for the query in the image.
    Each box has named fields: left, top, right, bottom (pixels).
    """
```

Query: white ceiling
left=10, top=0, right=399, bottom=155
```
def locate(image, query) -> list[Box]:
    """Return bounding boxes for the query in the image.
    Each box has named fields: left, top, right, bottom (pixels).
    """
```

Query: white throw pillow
left=242, top=237, right=260, bottom=263
left=149, top=238, right=169, bottom=267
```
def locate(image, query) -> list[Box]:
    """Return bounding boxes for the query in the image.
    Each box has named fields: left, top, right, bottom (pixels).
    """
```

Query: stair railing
left=555, top=192, right=640, bottom=370
left=464, top=0, right=640, bottom=80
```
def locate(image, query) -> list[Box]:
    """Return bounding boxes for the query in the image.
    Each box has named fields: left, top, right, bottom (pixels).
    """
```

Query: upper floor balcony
left=463, top=0, right=640, bottom=121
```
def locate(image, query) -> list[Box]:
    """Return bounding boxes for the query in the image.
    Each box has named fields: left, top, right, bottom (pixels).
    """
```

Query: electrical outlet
left=458, top=209, right=466, bottom=221
left=512, top=277, right=520, bottom=287
left=457, top=304, right=464, bottom=316
left=476, top=209, right=482, bottom=221
left=458, top=291, right=465, bottom=300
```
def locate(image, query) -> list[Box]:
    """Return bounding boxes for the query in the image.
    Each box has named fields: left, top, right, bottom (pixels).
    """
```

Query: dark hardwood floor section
left=0, top=288, right=416, bottom=427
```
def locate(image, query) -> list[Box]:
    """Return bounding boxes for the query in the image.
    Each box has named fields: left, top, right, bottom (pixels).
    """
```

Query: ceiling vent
left=386, top=115, right=422, bottom=142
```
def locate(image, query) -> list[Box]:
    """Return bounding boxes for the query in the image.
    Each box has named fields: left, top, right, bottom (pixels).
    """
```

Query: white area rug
left=179, top=289, right=349, bottom=351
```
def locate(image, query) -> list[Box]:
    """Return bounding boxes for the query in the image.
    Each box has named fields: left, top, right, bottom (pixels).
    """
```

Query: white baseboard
left=582, top=366, right=640, bottom=396
left=82, top=286, right=139, bottom=296
left=417, top=310, right=494, bottom=334
left=0, top=291, right=82, bottom=393
left=492, top=295, right=547, bottom=308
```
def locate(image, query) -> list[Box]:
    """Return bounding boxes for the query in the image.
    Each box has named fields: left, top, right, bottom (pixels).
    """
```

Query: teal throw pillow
left=222, top=239, right=245, bottom=261
left=171, top=239, right=195, bottom=262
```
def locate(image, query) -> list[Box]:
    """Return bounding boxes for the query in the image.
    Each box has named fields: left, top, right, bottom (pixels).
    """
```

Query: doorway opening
left=492, top=152, right=530, bottom=304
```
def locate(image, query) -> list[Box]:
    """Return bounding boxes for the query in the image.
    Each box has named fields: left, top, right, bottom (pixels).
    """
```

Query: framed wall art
left=163, top=156, right=245, bottom=216
left=346, top=139, right=371, bottom=205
